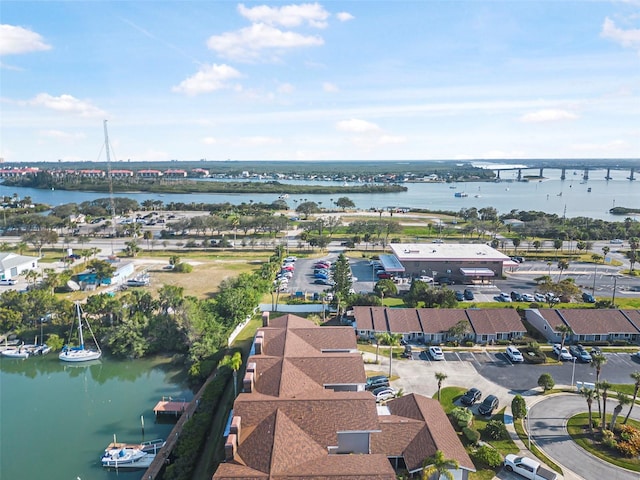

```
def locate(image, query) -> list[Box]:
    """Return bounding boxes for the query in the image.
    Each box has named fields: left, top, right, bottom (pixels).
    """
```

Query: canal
left=0, top=354, right=193, bottom=480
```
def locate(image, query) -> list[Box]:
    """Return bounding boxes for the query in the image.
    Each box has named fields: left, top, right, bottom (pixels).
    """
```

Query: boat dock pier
left=153, top=397, right=187, bottom=418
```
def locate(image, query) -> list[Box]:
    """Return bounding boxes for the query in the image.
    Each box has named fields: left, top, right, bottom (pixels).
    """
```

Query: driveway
left=529, top=394, right=640, bottom=480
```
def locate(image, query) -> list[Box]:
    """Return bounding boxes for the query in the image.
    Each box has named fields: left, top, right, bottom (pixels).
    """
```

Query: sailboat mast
left=103, top=120, right=117, bottom=247
left=76, top=303, right=85, bottom=349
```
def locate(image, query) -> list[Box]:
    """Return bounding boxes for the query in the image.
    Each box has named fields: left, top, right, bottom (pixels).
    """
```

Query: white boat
left=1, top=346, right=29, bottom=359
left=101, top=446, right=147, bottom=467
left=59, top=303, right=102, bottom=362
left=102, top=452, right=155, bottom=469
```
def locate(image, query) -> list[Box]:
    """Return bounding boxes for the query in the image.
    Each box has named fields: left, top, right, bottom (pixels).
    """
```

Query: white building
left=0, top=253, right=39, bottom=280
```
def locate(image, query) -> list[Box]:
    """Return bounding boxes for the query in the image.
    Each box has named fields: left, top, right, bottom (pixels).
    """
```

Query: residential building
left=214, top=312, right=474, bottom=479
left=0, top=252, right=39, bottom=280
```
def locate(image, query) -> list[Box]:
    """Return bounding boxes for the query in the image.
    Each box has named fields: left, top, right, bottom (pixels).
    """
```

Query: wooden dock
left=153, top=397, right=187, bottom=417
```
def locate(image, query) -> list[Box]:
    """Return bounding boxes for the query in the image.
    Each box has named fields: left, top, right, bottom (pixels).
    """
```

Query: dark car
left=314, top=279, right=334, bottom=286
left=582, top=292, right=596, bottom=303
left=377, top=272, right=392, bottom=279
left=510, top=291, right=522, bottom=302
left=437, top=277, right=455, bottom=285
left=460, top=387, right=482, bottom=406
left=365, top=375, right=390, bottom=391
left=463, top=289, right=474, bottom=300
left=477, top=395, right=499, bottom=415
left=455, top=291, right=465, bottom=301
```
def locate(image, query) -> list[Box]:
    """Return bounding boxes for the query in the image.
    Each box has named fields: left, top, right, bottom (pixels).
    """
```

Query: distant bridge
left=489, top=162, right=638, bottom=182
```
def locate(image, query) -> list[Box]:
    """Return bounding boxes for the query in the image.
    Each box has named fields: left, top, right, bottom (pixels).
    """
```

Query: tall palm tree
left=380, top=332, right=403, bottom=378
left=579, top=386, right=596, bottom=436
left=591, top=353, right=607, bottom=417
left=598, top=380, right=612, bottom=431
left=222, top=351, right=243, bottom=398
left=435, top=372, right=447, bottom=401
left=555, top=324, right=573, bottom=351
left=422, top=450, right=459, bottom=480
left=374, top=332, right=385, bottom=364
left=610, top=392, right=631, bottom=430
left=557, top=259, right=569, bottom=280
left=623, top=371, right=640, bottom=424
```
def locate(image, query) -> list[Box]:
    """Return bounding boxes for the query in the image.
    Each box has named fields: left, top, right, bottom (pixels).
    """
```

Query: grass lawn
left=567, top=413, right=640, bottom=472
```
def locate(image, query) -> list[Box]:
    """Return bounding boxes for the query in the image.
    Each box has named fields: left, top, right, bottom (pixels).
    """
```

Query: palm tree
left=591, top=353, right=607, bottom=417
left=579, top=386, right=596, bottom=436
left=610, top=392, right=631, bottom=430
left=557, top=259, right=569, bottom=280
left=379, top=332, right=403, bottom=378
left=435, top=372, right=447, bottom=401
left=598, top=380, right=612, bottom=431
left=555, top=324, right=573, bottom=351
left=623, top=371, right=640, bottom=424
left=374, top=333, right=385, bottom=364
left=222, top=351, right=243, bottom=398
left=422, top=449, right=459, bottom=480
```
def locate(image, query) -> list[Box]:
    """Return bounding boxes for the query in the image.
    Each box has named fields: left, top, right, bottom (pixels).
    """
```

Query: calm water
left=1, top=168, right=639, bottom=220
left=0, top=354, right=192, bottom=480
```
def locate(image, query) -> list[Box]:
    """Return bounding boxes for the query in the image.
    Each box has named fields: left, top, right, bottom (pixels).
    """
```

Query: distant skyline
left=1, top=1, right=639, bottom=163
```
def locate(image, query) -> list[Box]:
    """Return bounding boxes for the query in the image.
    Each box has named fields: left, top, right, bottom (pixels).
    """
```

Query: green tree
left=221, top=351, right=243, bottom=398
left=591, top=353, right=607, bottom=418
left=623, top=371, right=640, bottom=424
left=374, top=279, right=397, bottom=302
left=557, top=259, right=569, bottom=280
left=580, top=386, right=596, bottom=436
left=378, top=332, right=402, bottom=378
left=435, top=371, right=447, bottom=401
left=124, top=240, right=141, bottom=257
left=87, top=259, right=116, bottom=285
left=511, top=395, right=527, bottom=420
left=143, top=230, right=153, bottom=251
left=610, top=391, right=631, bottom=430
left=422, top=450, right=459, bottom=480
left=553, top=238, right=563, bottom=256
left=512, top=237, right=521, bottom=253
left=331, top=254, right=353, bottom=313
left=295, top=201, right=320, bottom=219
left=598, top=380, right=612, bottom=431
left=335, top=196, right=355, bottom=211
left=555, top=324, right=573, bottom=351
left=537, top=373, right=555, bottom=392
left=447, top=319, right=470, bottom=344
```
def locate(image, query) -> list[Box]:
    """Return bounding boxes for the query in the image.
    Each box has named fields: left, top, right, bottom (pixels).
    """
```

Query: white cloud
left=29, top=93, right=106, bottom=117
left=241, top=136, right=282, bottom=146
left=40, top=129, right=85, bottom=141
left=172, top=64, right=242, bottom=96
left=277, top=82, right=295, bottom=94
left=570, top=139, right=628, bottom=152
left=336, top=118, right=381, bottom=133
left=237, top=3, right=330, bottom=28
left=336, top=12, right=355, bottom=22
left=601, top=17, right=640, bottom=50
left=378, top=134, right=406, bottom=145
left=207, top=23, right=323, bottom=62
left=202, top=137, right=217, bottom=145
left=323, top=82, right=339, bottom=92
left=520, top=109, right=579, bottom=123
left=0, top=24, right=51, bottom=56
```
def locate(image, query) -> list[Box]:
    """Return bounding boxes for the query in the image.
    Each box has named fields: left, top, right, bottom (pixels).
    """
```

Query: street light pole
left=526, top=406, right=531, bottom=449
left=612, top=274, right=619, bottom=306
left=592, top=264, right=597, bottom=296
left=571, top=357, right=577, bottom=388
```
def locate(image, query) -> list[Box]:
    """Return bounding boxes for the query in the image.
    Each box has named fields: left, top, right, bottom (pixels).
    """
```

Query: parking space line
left=455, top=352, right=463, bottom=362
left=613, top=353, right=634, bottom=367
left=468, top=352, right=481, bottom=366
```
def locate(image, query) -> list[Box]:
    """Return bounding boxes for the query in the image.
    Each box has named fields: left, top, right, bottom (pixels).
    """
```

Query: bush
left=521, top=346, right=546, bottom=364
left=463, top=426, right=481, bottom=445
left=485, top=420, right=508, bottom=440
left=174, top=262, right=193, bottom=273
left=511, top=395, right=527, bottom=420
left=463, top=340, right=474, bottom=347
left=538, top=373, right=555, bottom=391
left=602, top=429, right=617, bottom=449
left=450, top=407, right=473, bottom=429
left=617, top=441, right=639, bottom=457
left=471, top=445, right=503, bottom=468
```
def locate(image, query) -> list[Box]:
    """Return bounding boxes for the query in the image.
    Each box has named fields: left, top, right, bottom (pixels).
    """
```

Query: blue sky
left=1, top=1, right=639, bottom=163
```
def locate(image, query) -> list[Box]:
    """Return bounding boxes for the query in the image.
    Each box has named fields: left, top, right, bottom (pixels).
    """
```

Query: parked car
left=504, top=454, right=558, bottom=480
left=494, top=292, right=512, bottom=302
left=506, top=345, right=524, bottom=362
left=463, top=289, right=474, bottom=300
left=365, top=375, right=390, bottom=391
left=428, top=346, right=445, bottom=361
left=372, top=386, right=397, bottom=403
left=314, top=272, right=330, bottom=279
left=477, top=395, right=499, bottom=415
left=460, top=387, right=482, bottom=406
left=534, top=293, right=546, bottom=302
left=284, top=256, right=297, bottom=263
left=610, top=238, right=624, bottom=244
left=591, top=346, right=602, bottom=355
left=0, top=279, right=17, bottom=286
left=553, top=343, right=573, bottom=361
left=314, top=279, right=334, bottom=286
left=455, top=291, right=465, bottom=301
left=582, top=292, right=596, bottom=303
left=377, top=272, right=392, bottom=279
left=402, top=345, right=413, bottom=358
left=521, top=293, right=535, bottom=302
left=510, top=291, right=522, bottom=302
left=437, top=277, right=455, bottom=285
left=570, top=344, right=592, bottom=363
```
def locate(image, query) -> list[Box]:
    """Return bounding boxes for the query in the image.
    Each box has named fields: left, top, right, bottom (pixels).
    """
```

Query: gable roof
left=353, top=307, right=471, bottom=335
left=417, top=309, right=470, bottom=335
left=466, top=309, right=526, bottom=335
left=622, top=310, right=640, bottom=331
left=555, top=309, right=639, bottom=335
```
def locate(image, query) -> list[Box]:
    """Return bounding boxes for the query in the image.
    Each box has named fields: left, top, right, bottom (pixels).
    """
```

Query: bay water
left=0, top=354, right=193, bottom=480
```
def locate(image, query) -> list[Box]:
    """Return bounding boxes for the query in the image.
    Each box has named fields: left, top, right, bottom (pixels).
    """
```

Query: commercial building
left=388, top=243, right=511, bottom=284
left=0, top=252, right=39, bottom=280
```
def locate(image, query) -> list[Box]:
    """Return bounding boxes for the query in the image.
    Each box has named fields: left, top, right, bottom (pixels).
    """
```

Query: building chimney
left=230, top=416, right=241, bottom=440
left=247, top=362, right=256, bottom=373
left=254, top=332, right=264, bottom=355
left=262, top=311, right=270, bottom=327
left=225, top=433, right=237, bottom=461
left=243, top=371, right=254, bottom=393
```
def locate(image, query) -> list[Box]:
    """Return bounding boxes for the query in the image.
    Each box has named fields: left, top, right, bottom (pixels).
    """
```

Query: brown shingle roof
left=352, top=306, right=389, bottom=332
left=466, top=309, right=525, bottom=335
left=622, top=310, right=640, bottom=331
left=417, top=309, right=470, bottom=335
left=556, top=309, right=640, bottom=335
left=379, top=394, right=474, bottom=471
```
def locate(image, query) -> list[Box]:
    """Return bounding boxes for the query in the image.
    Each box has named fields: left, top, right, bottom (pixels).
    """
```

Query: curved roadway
left=529, top=395, right=640, bottom=480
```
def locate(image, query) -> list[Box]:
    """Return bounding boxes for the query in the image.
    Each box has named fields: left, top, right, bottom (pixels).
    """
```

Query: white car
left=506, top=346, right=524, bottom=363
left=534, top=293, right=546, bottom=302
left=373, top=387, right=397, bottom=403
left=428, top=346, right=445, bottom=361
left=553, top=343, right=573, bottom=361
left=521, top=293, right=535, bottom=302
left=0, top=279, right=17, bottom=286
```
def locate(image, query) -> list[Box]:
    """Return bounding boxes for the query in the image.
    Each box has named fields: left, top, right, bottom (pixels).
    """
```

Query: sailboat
left=59, top=303, right=102, bottom=362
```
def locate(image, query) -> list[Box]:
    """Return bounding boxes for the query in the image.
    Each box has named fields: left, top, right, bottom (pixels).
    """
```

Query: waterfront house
left=137, top=169, right=163, bottom=178
left=163, top=169, right=187, bottom=178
